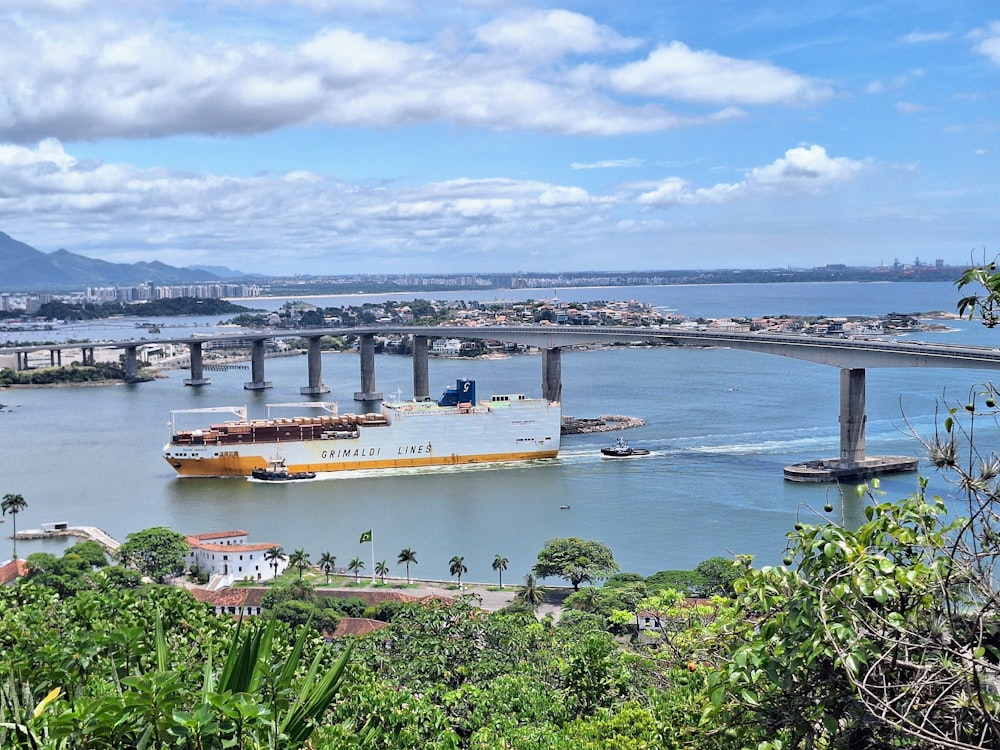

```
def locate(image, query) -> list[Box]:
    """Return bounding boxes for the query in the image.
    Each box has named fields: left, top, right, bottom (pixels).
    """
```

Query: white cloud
left=637, top=145, right=867, bottom=207
left=746, top=145, right=866, bottom=189
left=970, top=21, right=1000, bottom=64
left=865, top=69, right=925, bottom=95
left=570, top=158, right=645, bottom=170
left=895, top=101, right=930, bottom=114
left=902, top=31, right=951, bottom=44
left=0, top=140, right=609, bottom=269
left=474, top=9, right=641, bottom=61
left=0, top=9, right=831, bottom=142
left=607, top=42, right=833, bottom=106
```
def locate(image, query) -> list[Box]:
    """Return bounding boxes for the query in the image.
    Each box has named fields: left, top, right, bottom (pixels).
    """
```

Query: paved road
left=322, top=576, right=569, bottom=618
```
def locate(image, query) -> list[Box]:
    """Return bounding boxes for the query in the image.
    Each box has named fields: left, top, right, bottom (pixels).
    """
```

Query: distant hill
left=189, top=264, right=258, bottom=278
left=0, top=231, right=223, bottom=291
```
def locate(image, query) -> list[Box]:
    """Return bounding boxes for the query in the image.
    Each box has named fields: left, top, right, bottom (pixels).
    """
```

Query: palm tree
left=1, top=493, right=27, bottom=560
left=318, top=551, right=336, bottom=584
left=375, top=560, right=389, bottom=584
left=397, top=547, right=417, bottom=584
left=516, top=573, right=545, bottom=610
left=492, top=554, right=509, bottom=589
left=348, top=557, right=365, bottom=583
left=263, top=545, right=286, bottom=581
left=288, top=548, right=311, bottom=581
left=449, top=555, right=467, bottom=589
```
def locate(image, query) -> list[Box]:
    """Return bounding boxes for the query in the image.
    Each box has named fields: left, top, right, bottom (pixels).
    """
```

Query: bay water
left=3, top=281, right=997, bottom=584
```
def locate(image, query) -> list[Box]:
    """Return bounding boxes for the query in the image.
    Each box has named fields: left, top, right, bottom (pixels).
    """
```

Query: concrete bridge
left=6, top=324, right=1000, bottom=482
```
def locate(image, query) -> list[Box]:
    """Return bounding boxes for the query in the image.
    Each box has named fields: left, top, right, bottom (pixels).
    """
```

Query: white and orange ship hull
left=164, top=389, right=561, bottom=478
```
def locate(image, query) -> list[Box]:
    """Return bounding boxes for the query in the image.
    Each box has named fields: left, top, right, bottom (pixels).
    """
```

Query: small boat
left=600, top=435, right=650, bottom=458
left=251, top=457, right=316, bottom=481
left=559, top=504, right=571, bottom=510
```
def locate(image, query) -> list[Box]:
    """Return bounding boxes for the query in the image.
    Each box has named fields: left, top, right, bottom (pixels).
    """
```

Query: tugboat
left=251, top=457, right=316, bottom=481
left=600, top=434, right=651, bottom=458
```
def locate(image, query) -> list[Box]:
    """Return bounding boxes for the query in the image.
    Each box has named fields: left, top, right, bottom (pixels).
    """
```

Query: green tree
left=115, top=526, right=189, bottom=583
left=288, top=548, right=311, bottom=581
left=957, top=259, right=1000, bottom=326
left=492, top=554, right=509, bottom=588
left=318, top=551, right=336, bottom=583
left=397, top=547, right=417, bottom=584
left=515, top=573, right=545, bottom=610
left=67, top=540, right=109, bottom=568
left=375, top=560, right=389, bottom=584
left=449, top=555, right=467, bottom=588
left=264, top=545, right=286, bottom=580
left=532, top=537, right=620, bottom=590
left=348, top=557, right=365, bottom=583
left=1, top=493, right=27, bottom=559
left=695, top=556, right=740, bottom=596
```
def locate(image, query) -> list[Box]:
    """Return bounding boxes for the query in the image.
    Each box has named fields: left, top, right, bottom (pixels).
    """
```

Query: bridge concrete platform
left=783, top=456, right=919, bottom=483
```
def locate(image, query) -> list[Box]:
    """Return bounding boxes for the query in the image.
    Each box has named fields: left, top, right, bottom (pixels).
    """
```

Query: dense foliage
left=116, top=526, right=191, bottom=583
left=0, top=362, right=128, bottom=386
left=532, top=537, right=620, bottom=590
left=36, top=297, right=253, bottom=320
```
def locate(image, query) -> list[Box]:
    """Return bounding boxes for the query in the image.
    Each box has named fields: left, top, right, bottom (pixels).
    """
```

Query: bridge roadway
left=6, top=324, right=1000, bottom=481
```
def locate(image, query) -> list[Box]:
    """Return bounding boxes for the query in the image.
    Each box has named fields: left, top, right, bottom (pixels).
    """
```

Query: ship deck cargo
left=163, top=379, right=561, bottom=477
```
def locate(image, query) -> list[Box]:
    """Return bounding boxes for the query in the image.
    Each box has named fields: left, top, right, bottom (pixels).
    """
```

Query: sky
left=0, top=1, right=998, bottom=276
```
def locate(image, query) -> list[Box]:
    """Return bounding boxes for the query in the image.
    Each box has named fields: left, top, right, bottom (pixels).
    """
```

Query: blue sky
left=0, top=1, right=997, bottom=276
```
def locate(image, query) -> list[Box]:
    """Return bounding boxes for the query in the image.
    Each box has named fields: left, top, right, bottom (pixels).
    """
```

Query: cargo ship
left=164, top=379, right=561, bottom=478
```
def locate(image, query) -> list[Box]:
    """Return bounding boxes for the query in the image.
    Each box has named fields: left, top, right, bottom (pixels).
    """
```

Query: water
left=2, top=281, right=996, bottom=583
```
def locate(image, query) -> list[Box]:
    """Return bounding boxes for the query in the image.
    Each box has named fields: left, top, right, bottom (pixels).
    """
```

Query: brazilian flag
left=359, top=530, right=373, bottom=543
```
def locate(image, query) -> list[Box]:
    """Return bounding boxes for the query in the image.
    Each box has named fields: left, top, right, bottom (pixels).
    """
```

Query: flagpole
left=370, top=529, right=375, bottom=582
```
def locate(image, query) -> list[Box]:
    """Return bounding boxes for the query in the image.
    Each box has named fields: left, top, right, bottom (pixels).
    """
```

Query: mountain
left=188, top=264, right=255, bottom=278
left=0, top=231, right=222, bottom=290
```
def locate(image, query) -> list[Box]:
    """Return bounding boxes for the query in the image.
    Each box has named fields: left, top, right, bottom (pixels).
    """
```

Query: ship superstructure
left=164, top=379, right=561, bottom=477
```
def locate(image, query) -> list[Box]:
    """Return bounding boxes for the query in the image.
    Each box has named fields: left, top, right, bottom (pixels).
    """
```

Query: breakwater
left=561, top=415, right=646, bottom=434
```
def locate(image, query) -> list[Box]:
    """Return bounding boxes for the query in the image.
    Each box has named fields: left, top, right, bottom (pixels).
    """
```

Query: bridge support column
left=16, top=351, right=26, bottom=370
left=354, top=333, right=383, bottom=413
left=542, top=347, right=562, bottom=403
left=124, top=346, right=140, bottom=383
left=82, top=347, right=94, bottom=366
left=244, top=339, right=272, bottom=390
left=839, top=368, right=866, bottom=466
left=50, top=349, right=61, bottom=366
left=184, top=342, right=211, bottom=386
left=412, top=335, right=429, bottom=400
left=784, top=366, right=918, bottom=482
left=300, top=336, right=330, bottom=395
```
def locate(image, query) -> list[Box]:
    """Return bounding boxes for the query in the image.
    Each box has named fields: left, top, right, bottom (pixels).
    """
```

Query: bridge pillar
left=82, top=347, right=94, bottom=366
left=300, top=336, right=330, bottom=395
left=244, top=339, right=272, bottom=390
left=123, top=346, right=140, bottom=382
left=838, top=367, right=866, bottom=466
left=785, top=365, right=916, bottom=481
left=354, top=333, right=383, bottom=413
left=50, top=349, right=61, bottom=366
left=542, top=347, right=562, bottom=402
left=184, top=342, right=211, bottom=386
left=412, top=335, right=429, bottom=400
left=16, top=351, right=26, bottom=370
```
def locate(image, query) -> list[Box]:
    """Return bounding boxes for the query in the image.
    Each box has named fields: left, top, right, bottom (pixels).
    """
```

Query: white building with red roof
left=185, top=530, right=286, bottom=585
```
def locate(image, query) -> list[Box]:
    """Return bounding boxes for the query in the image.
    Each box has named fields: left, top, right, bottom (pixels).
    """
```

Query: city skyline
left=1, top=1, right=997, bottom=275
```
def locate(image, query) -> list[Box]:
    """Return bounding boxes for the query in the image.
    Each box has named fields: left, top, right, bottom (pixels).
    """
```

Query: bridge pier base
left=184, top=342, right=211, bottom=386
left=412, top=335, right=430, bottom=400
left=354, top=333, right=382, bottom=413
left=244, top=339, right=272, bottom=390
left=124, top=346, right=140, bottom=383
left=300, top=336, right=330, bottom=395
left=784, top=367, right=918, bottom=482
left=542, top=347, right=562, bottom=403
